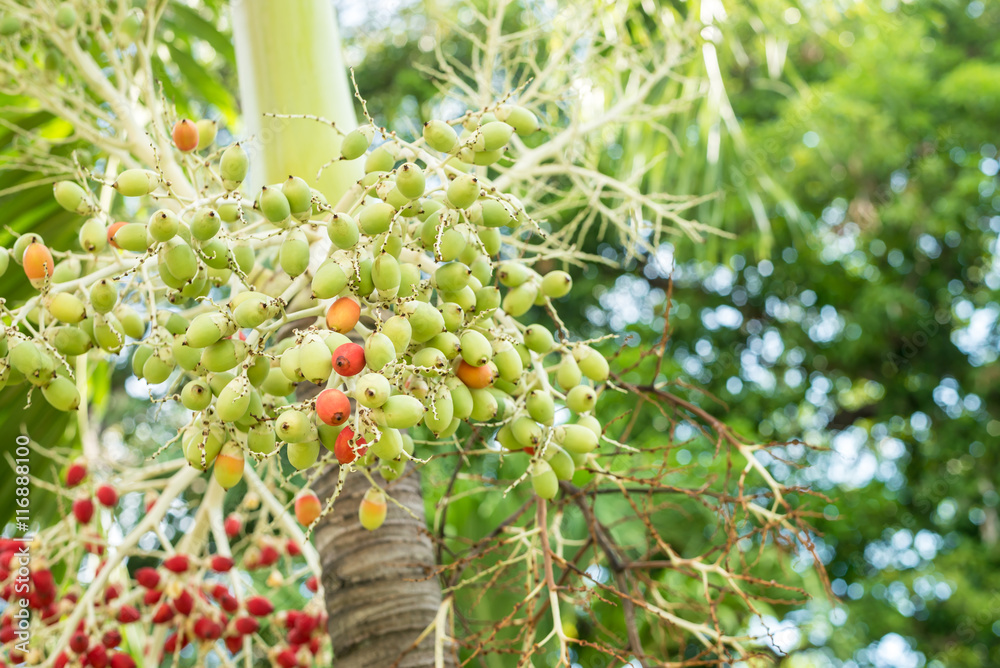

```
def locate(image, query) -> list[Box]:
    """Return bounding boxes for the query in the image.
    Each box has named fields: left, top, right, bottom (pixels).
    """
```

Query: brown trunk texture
left=313, top=464, right=456, bottom=667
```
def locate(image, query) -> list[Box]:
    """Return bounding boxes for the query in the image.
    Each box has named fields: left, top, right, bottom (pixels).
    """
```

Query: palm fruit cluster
left=0, top=104, right=609, bottom=514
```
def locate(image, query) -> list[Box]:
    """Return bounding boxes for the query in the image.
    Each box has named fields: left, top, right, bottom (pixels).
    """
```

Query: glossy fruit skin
left=312, top=261, right=348, bottom=299
left=359, top=487, right=387, bottom=531
left=287, top=440, right=320, bottom=470
left=332, top=342, right=365, bottom=377
left=113, top=169, right=160, bottom=197
left=447, top=174, right=479, bottom=209
left=316, top=388, right=351, bottom=426
left=172, top=119, right=199, bottom=152
left=565, top=385, right=597, bottom=413
left=220, top=143, right=249, bottom=188
left=22, top=243, right=54, bottom=287
left=196, top=119, right=218, bottom=150
left=541, top=270, right=573, bottom=298
left=295, top=492, right=322, bottom=525
left=326, top=297, right=361, bottom=334
left=334, top=427, right=367, bottom=465
left=456, top=359, right=494, bottom=389
left=423, top=120, right=458, bottom=152
left=213, top=442, right=245, bottom=489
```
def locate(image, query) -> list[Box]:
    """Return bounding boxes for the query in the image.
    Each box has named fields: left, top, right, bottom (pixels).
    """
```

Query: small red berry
left=66, top=460, right=87, bottom=487
left=135, top=567, right=160, bottom=589
left=235, top=616, right=259, bottom=635
left=294, top=492, right=321, bottom=526
left=332, top=342, right=365, bottom=377
left=209, top=555, right=235, bottom=572
left=174, top=589, right=194, bottom=616
left=110, top=653, right=136, bottom=668
left=163, top=554, right=190, bottom=573
left=305, top=576, right=319, bottom=593
left=69, top=632, right=89, bottom=653
left=117, top=606, right=140, bottom=624
left=245, top=596, right=274, bottom=617
left=315, top=388, right=351, bottom=426
left=152, top=603, right=174, bottom=624
left=72, top=497, right=95, bottom=524
left=171, top=119, right=199, bottom=152
left=224, top=514, right=242, bottom=537
left=101, top=629, right=121, bottom=648
left=95, top=484, right=118, bottom=507
left=334, top=427, right=367, bottom=465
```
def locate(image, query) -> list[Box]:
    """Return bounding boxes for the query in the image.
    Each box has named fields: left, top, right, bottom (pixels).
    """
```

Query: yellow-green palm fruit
left=524, top=325, right=555, bottom=354
left=182, top=424, right=225, bottom=470
left=575, top=414, right=602, bottom=438
left=232, top=243, right=255, bottom=274
left=247, top=355, right=270, bottom=387
left=142, top=349, right=174, bottom=384
left=216, top=376, right=252, bottom=422
left=0, top=248, right=8, bottom=278
left=477, top=226, right=501, bottom=256
left=313, top=260, right=349, bottom=299
left=437, top=228, right=467, bottom=262
left=502, top=283, right=538, bottom=317
left=496, top=104, right=540, bottom=136
left=395, top=163, right=425, bottom=200
left=379, top=456, right=407, bottom=482
left=185, top=312, right=233, bottom=348
left=275, top=409, right=311, bottom=443
left=217, top=201, right=240, bottom=224
left=220, top=143, right=249, bottom=189
left=556, top=353, right=582, bottom=390
left=493, top=342, right=524, bottom=383
left=372, top=252, right=401, bottom=299
left=261, top=366, right=295, bottom=397
left=167, top=338, right=197, bottom=373
left=195, top=119, right=217, bottom=150
left=147, top=209, right=179, bottom=242
left=433, top=262, right=471, bottom=293
left=439, top=303, right=464, bottom=333
left=554, top=424, right=599, bottom=454
left=544, top=444, right=575, bottom=481
left=53, top=181, right=92, bottom=214
left=323, top=332, right=352, bottom=355
left=404, top=374, right=430, bottom=400
left=372, top=395, right=425, bottom=429
left=424, top=390, right=454, bottom=435
left=461, top=147, right=504, bottom=166
left=131, top=344, right=153, bottom=378
left=163, top=240, right=199, bottom=282
left=78, top=219, right=107, bottom=253
left=427, top=332, right=461, bottom=360
left=299, top=335, right=333, bottom=384
left=181, top=379, right=212, bottom=411
left=475, top=121, right=514, bottom=151
left=209, top=372, right=236, bottom=396
left=94, top=313, right=125, bottom=353
left=0, top=14, right=21, bottom=36
left=526, top=389, right=555, bottom=426
left=247, top=422, right=277, bottom=455
left=200, top=239, right=230, bottom=270
left=54, top=2, right=77, bottom=28
left=201, top=339, right=246, bottom=373
left=49, top=326, right=91, bottom=356
left=541, top=270, right=572, bottom=299
left=115, top=305, right=145, bottom=339
left=475, top=199, right=514, bottom=228
left=406, top=301, right=446, bottom=343
left=190, top=208, right=221, bottom=241
left=565, top=385, right=597, bottom=413
left=9, top=341, right=48, bottom=386
left=282, top=175, right=312, bottom=219
left=364, top=331, right=396, bottom=371
left=157, top=259, right=183, bottom=290
left=213, top=441, right=245, bottom=489
left=233, top=293, right=279, bottom=329
left=473, top=287, right=501, bottom=316
left=328, top=213, right=360, bottom=249
left=446, top=174, right=479, bottom=209
left=511, top=415, right=543, bottom=449
left=369, top=427, right=403, bottom=461
left=258, top=185, right=291, bottom=225
left=182, top=266, right=211, bottom=301
left=355, top=373, right=391, bottom=409
left=157, top=311, right=188, bottom=336
left=530, top=460, right=558, bottom=499
left=423, top=120, right=458, bottom=152
left=398, top=262, right=421, bottom=299
left=574, top=345, right=609, bottom=382
left=364, top=144, right=396, bottom=174
left=435, top=417, right=462, bottom=440
left=382, top=315, right=412, bottom=354
left=463, top=111, right=497, bottom=131
left=442, top=378, right=471, bottom=419
left=112, top=223, right=150, bottom=253
left=355, top=257, right=375, bottom=298
left=412, top=346, right=448, bottom=375
left=44, top=293, right=85, bottom=324
left=359, top=201, right=395, bottom=236
left=497, top=261, right=532, bottom=287
left=41, top=376, right=80, bottom=411
left=459, top=330, right=492, bottom=367
left=279, top=345, right=303, bottom=383
left=113, top=169, right=159, bottom=197
left=279, top=229, right=310, bottom=277
left=469, top=388, right=498, bottom=422
left=341, top=125, right=375, bottom=160
left=287, top=439, right=320, bottom=470
left=234, top=389, right=265, bottom=431
left=494, top=423, right=519, bottom=451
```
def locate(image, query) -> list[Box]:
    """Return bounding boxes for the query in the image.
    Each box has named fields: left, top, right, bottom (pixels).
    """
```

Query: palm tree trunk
left=231, top=2, right=454, bottom=664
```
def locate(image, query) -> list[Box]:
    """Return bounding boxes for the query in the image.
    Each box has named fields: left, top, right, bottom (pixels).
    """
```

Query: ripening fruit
left=475, top=199, right=514, bottom=228
left=365, top=145, right=396, bottom=174
left=359, top=201, right=395, bottom=236
left=469, top=388, right=499, bottom=421
left=372, top=253, right=401, bottom=299
left=382, top=315, right=412, bottom=354
left=434, top=261, right=471, bottom=293
left=459, top=330, right=492, bottom=367
left=113, top=169, right=159, bottom=197
left=524, top=325, right=555, bottom=354
left=279, top=229, right=309, bottom=276
left=247, top=423, right=277, bottom=455
left=554, top=424, right=599, bottom=454
left=295, top=491, right=322, bottom=525
left=287, top=440, right=320, bottom=470
left=282, top=175, right=312, bottom=218
left=190, top=208, right=221, bottom=241
left=334, top=427, right=367, bottom=465
left=96, top=484, right=118, bottom=508
left=181, top=380, right=212, bottom=411
left=477, top=121, right=514, bottom=151
left=172, top=119, right=199, bottom=152
left=574, top=345, right=609, bottom=382
left=112, top=223, right=150, bottom=253
left=363, top=332, right=396, bottom=371
left=493, top=342, right=523, bottom=382
left=496, top=104, right=540, bottom=135
left=22, top=242, right=54, bottom=288
left=55, top=3, right=77, bottom=30
left=526, top=389, right=556, bottom=425
left=45, top=293, right=86, bottom=324
left=183, top=426, right=225, bottom=470
left=531, top=461, right=558, bottom=499
left=395, top=163, right=425, bottom=200
left=326, top=297, right=361, bottom=334
left=213, top=442, right=245, bottom=489
left=423, top=120, right=458, bottom=152
left=148, top=209, right=179, bottom=242
left=313, top=260, right=349, bottom=299
left=565, top=385, right=597, bottom=413
left=372, top=395, right=425, bottom=429
left=41, top=376, right=80, bottom=411
left=359, top=487, right=387, bottom=531
left=556, top=354, right=582, bottom=389
left=502, top=283, right=537, bottom=317
left=316, top=388, right=351, bottom=426
left=424, top=391, right=454, bottom=435
left=220, top=143, right=249, bottom=189
left=541, top=271, right=572, bottom=298
left=447, top=174, right=479, bottom=209
left=406, top=302, right=446, bottom=343
left=355, top=373, right=390, bottom=409
left=216, top=376, right=252, bottom=422
left=196, top=119, right=218, bottom=150
left=53, top=181, right=91, bottom=214
left=341, top=126, right=374, bottom=160
left=78, top=219, right=107, bottom=254
left=456, top=359, right=494, bottom=389
left=275, top=409, right=311, bottom=443
left=328, top=213, right=360, bottom=249
left=186, top=312, right=234, bottom=348
left=512, top=416, right=543, bottom=449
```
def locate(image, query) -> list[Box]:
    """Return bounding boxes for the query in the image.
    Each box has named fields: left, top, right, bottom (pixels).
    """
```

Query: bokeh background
left=2, top=1, right=998, bottom=666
